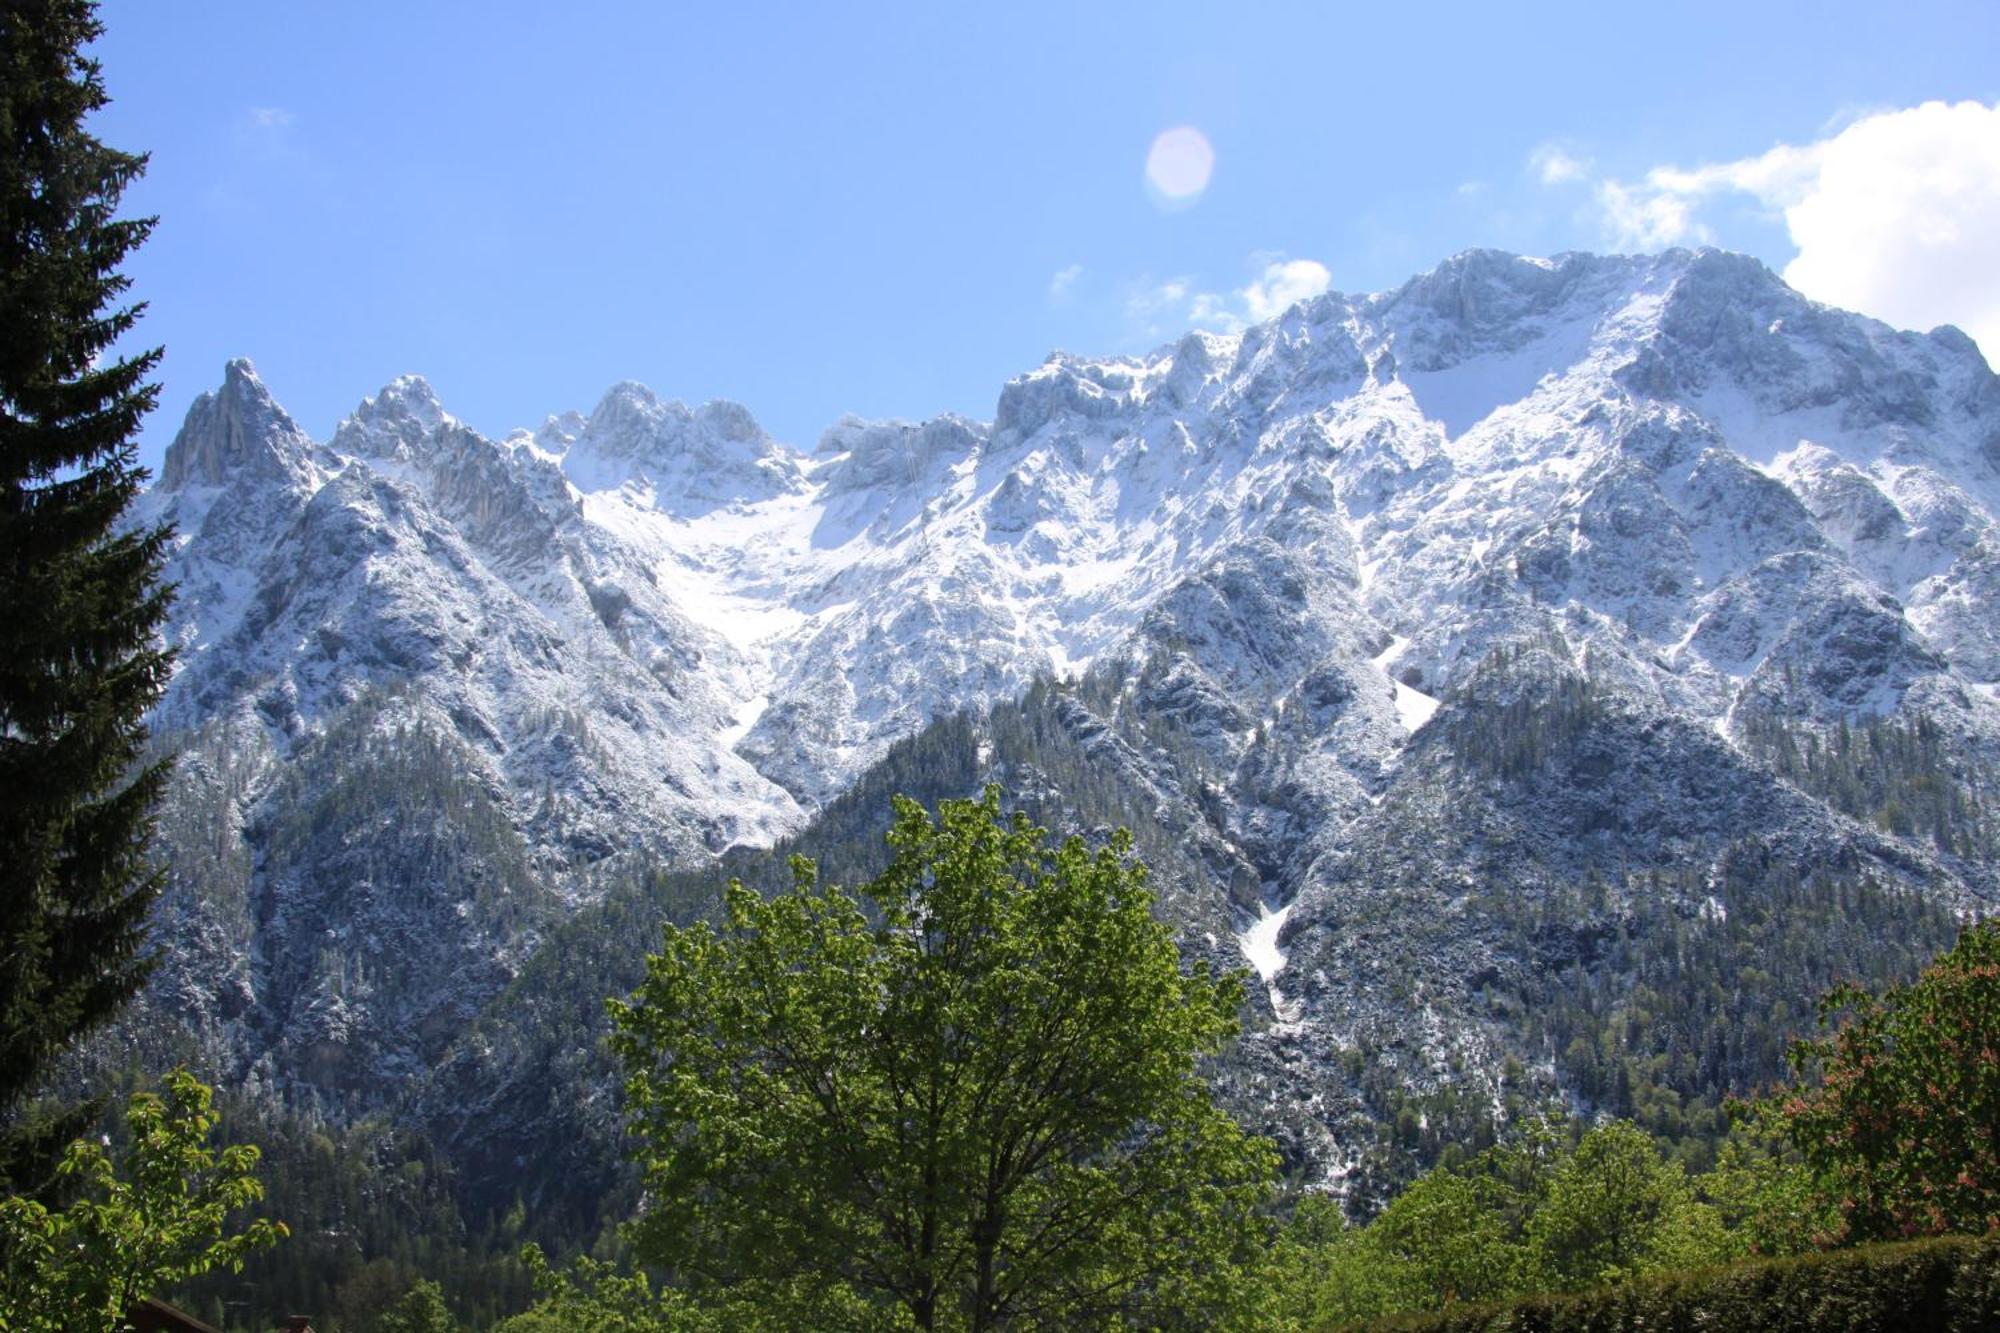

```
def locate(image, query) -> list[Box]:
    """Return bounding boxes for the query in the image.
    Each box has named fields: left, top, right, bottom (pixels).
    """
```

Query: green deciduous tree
left=1268, top=1170, right=1523, bottom=1329
left=1525, top=1120, right=1724, bottom=1289
left=1758, top=918, right=2000, bottom=1241
left=1370, top=1168, right=1521, bottom=1305
left=495, top=1246, right=692, bottom=1333
left=0, top=0, right=173, bottom=1178
left=1273, top=1227, right=1410, bottom=1330
left=1285, top=1116, right=1747, bottom=1325
left=0, top=1070, right=285, bottom=1332
left=492, top=1244, right=829, bottom=1333
left=374, top=1279, right=459, bottom=1333
left=1697, top=1133, right=1832, bottom=1260
left=609, top=788, right=1276, bottom=1332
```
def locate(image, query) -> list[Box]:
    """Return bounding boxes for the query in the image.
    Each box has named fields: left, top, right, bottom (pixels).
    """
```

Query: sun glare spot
left=1145, top=126, right=1214, bottom=207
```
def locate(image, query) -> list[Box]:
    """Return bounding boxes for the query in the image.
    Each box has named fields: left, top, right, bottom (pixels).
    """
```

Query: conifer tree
left=0, top=0, right=173, bottom=1173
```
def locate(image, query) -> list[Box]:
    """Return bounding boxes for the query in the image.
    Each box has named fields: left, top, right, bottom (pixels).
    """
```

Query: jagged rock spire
left=159, top=359, right=315, bottom=490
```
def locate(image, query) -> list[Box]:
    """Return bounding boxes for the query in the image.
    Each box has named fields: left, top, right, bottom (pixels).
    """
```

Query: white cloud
left=247, top=106, right=294, bottom=130
left=1124, top=256, right=1333, bottom=340
left=1591, top=138, right=1824, bottom=249
left=1779, top=105, right=2000, bottom=357
left=1048, top=264, right=1083, bottom=302
left=1530, top=143, right=1590, bottom=184
left=1239, top=259, right=1333, bottom=323
left=1593, top=177, right=1713, bottom=250
left=1571, top=101, right=2000, bottom=357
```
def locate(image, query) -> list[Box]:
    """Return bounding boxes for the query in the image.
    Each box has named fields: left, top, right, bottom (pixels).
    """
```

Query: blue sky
left=94, top=1, right=2000, bottom=469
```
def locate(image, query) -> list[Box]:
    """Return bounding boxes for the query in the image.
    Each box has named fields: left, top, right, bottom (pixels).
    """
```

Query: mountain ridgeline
left=111, top=247, right=1999, bottom=1237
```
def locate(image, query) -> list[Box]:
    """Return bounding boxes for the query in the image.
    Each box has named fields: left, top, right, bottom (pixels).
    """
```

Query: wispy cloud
left=1538, top=100, right=2000, bottom=355
left=1048, top=264, right=1083, bottom=302
left=1124, top=276, right=1194, bottom=338
left=247, top=106, right=295, bottom=131
left=1529, top=143, right=1590, bottom=185
left=1587, top=141, right=1822, bottom=249
left=1236, top=258, right=1332, bottom=324
left=1125, top=257, right=1332, bottom=340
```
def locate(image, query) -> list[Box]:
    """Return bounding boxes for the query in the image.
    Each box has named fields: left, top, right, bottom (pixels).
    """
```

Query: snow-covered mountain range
left=125, top=246, right=2000, bottom=1194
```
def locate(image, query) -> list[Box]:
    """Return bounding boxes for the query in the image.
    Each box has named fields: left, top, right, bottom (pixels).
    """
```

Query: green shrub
left=1357, top=1232, right=2000, bottom=1332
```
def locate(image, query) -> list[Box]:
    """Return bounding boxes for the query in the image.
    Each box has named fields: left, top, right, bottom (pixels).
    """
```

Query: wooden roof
left=124, top=1296, right=225, bottom=1333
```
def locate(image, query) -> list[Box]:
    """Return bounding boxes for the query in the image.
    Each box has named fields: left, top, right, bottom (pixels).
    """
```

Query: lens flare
left=1145, top=126, right=1215, bottom=207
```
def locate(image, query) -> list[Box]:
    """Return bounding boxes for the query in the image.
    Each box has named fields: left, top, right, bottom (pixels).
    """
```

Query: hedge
left=1358, top=1233, right=2000, bottom=1332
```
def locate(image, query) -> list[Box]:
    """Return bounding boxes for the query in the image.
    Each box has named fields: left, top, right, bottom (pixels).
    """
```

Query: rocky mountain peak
left=991, top=352, right=1153, bottom=443
left=561, top=381, right=804, bottom=510
left=580, top=381, right=764, bottom=451
left=1157, top=330, right=1243, bottom=407
left=1391, top=247, right=1608, bottom=326
left=331, top=374, right=455, bottom=462
left=532, top=409, right=588, bottom=456
left=1631, top=248, right=1999, bottom=454
left=158, top=358, right=316, bottom=491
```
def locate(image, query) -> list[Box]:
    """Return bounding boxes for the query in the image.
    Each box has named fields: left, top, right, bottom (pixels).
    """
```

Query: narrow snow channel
left=1238, top=902, right=1295, bottom=982
left=1347, top=518, right=1379, bottom=593
left=718, top=694, right=769, bottom=750
left=1374, top=635, right=1440, bottom=733
left=1392, top=681, right=1439, bottom=733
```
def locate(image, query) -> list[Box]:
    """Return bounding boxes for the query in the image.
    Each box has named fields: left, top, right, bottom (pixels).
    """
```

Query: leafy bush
left=1276, top=1119, right=1733, bottom=1325
left=1361, top=1232, right=2000, bottom=1332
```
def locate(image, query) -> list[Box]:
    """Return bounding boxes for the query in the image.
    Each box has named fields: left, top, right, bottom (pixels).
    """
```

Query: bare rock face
left=158, top=358, right=317, bottom=492
left=126, top=247, right=2000, bottom=1205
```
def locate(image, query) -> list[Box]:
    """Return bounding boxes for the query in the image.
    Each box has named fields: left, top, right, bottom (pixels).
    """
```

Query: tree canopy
left=608, top=787, right=1276, bottom=1331
left=0, top=0, right=173, bottom=1181
left=1755, top=917, right=2000, bottom=1241
left=0, top=1070, right=285, bottom=1333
